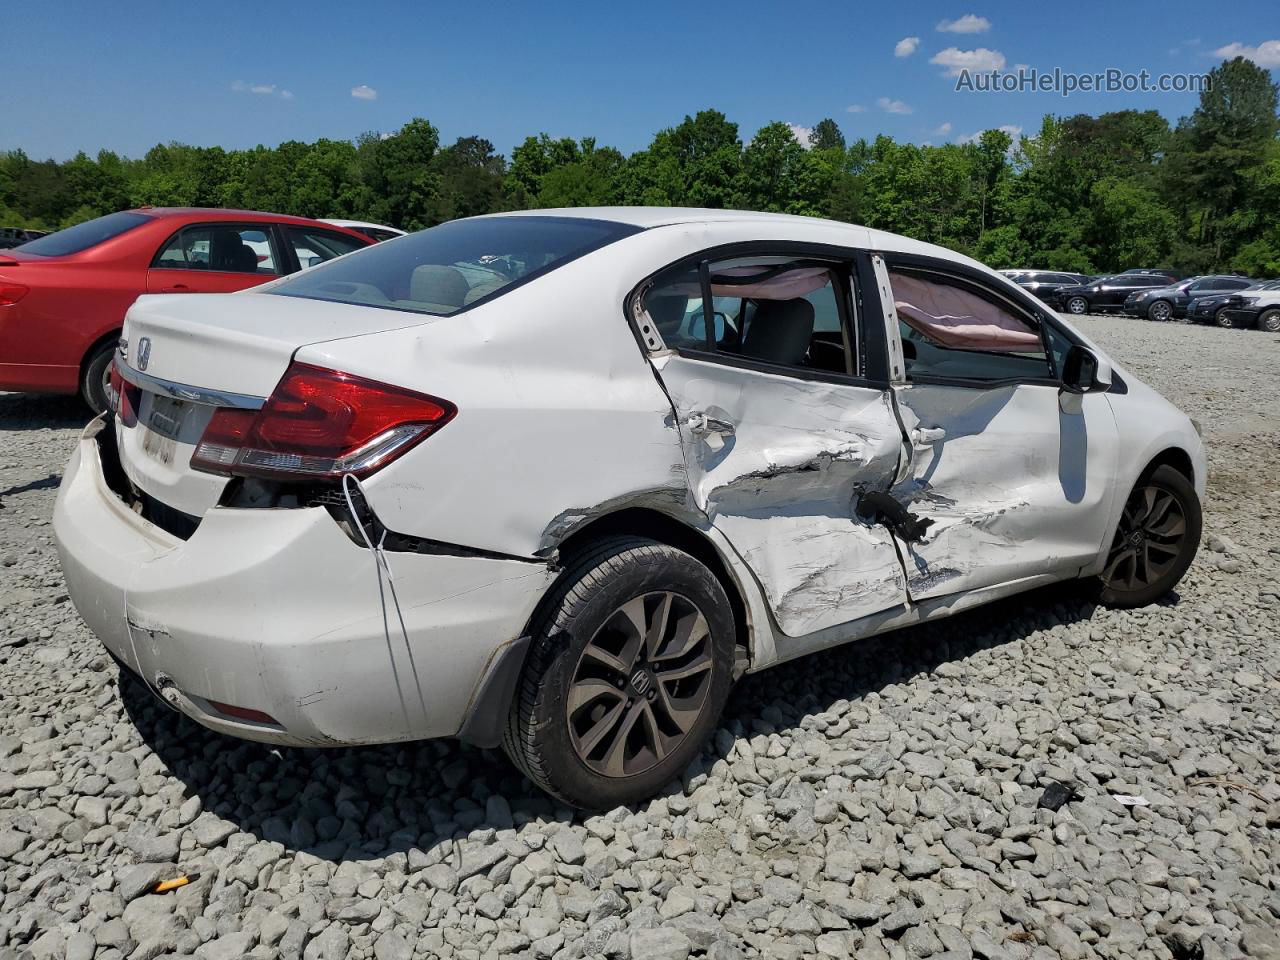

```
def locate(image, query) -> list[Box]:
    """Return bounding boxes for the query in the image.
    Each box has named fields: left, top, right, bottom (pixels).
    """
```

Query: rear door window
left=154, top=225, right=279, bottom=275
left=642, top=256, right=856, bottom=377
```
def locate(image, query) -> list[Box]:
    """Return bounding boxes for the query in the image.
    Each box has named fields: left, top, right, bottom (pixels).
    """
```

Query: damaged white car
left=54, top=208, right=1205, bottom=808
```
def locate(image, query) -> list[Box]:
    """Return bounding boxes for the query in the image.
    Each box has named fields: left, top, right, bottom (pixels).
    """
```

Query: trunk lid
left=117, top=291, right=435, bottom=518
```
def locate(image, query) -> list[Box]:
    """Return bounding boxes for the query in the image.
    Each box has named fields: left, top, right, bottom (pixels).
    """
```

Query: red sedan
left=0, top=208, right=373, bottom=412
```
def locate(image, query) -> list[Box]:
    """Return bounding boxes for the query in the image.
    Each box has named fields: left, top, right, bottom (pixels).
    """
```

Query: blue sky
left=4, top=0, right=1277, bottom=160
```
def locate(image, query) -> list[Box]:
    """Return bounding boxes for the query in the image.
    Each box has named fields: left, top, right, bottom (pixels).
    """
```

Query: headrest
left=742, top=298, right=815, bottom=366
left=410, top=265, right=469, bottom=307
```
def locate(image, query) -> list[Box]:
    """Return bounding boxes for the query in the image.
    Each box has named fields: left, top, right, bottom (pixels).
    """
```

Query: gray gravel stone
left=2, top=318, right=1279, bottom=960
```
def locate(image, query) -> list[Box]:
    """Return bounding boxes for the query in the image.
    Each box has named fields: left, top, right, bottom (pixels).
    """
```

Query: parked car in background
left=320, top=219, right=406, bottom=243
left=54, top=208, right=1205, bottom=809
left=1121, top=275, right=1255, bottom=321
left=0, top=227, right=49, bottom=249
left=1187, top=279, right=1280, bottom=327
left=1000, top=269, right=1093, bottom=304
left=1055, top=274, right=1171, bottom=315
left=1214, top=286, right=1280, bottom=332
left=0, top=208, right=371, bottom=412
left=1120, top=268, right=1183, bottom=282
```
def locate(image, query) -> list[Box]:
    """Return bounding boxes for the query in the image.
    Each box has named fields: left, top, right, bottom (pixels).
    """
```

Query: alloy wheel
left=566, top=591, right=713, bottom=778
left=1259, top=310, right=1280, bottom=333
left=1102, top=484, right=1188, bottom=593
left=1149, top=301, right=1172, bottom=321
left=1067, top=297, right=1088, bottom=315
left=1216, top=308, right=1235, bottom=328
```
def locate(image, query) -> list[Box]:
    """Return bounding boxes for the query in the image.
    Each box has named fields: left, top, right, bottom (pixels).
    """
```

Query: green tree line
left=3, top=57, right=1277, bottom=275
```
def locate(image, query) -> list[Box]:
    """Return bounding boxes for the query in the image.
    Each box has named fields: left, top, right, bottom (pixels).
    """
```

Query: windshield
left=270, top=215, right=640, bottom=316
left=15, top=211, right=152, bottom=257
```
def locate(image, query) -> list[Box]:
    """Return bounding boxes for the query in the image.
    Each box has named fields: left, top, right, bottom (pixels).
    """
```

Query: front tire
left=1097, top=465, right=1201, bottom=608
left=80, top=339, right=116, bottom=415
left=504, top=537, right=735, bottom=809
left=1257, top=308, right=1280, bottom=333
left=1066, top=296, right=1088, bottom=316
left=1146, top=300, right=1173, bottom=322
left=1216, top=308, right=1240, bottom=329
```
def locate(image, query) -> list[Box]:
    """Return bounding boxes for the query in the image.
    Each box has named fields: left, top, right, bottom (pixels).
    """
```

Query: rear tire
left=504, top=537, right=735, bottom=810
left=80, top=339, right=116, bottom=415
left=1257, top=309, right=1280, bottom=333
left=1096, top=465, right=1201, bottom=608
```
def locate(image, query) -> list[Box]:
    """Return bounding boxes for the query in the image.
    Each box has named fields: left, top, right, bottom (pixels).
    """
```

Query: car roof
left=134, top=207, right=354, bottom=228
left=479, top=206, right=984, bottom=269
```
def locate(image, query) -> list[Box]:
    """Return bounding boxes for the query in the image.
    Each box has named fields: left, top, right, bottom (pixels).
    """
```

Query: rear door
left=874, top=255, right=1120, bottom=601
left=146, top=223, right=283, bottom=294
left=639, top=248, right=909, bottom=638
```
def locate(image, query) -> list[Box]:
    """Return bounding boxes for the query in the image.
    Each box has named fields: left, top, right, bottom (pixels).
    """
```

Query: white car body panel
left=54, top=207, right=1206, bottom=749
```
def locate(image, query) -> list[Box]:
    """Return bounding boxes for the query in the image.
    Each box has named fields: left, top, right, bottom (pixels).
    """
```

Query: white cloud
left=351, top=84, right=378, bottom=101
left=846, top=104, right=868, bottom=113
left=933, top=122, right=953, bottom=136
left=877, top=97, right=913, bottom=115
left=895, top=36, right=920, bottom=58
left=231, top=81, right=293, bottom=100
left=937, top=14, right=991, bottom=34
left=930, top=46, right=1006, bottom=76
left=787, top=124, right=814, bottom=147
left=1213, top=40, right=1280, bottom=68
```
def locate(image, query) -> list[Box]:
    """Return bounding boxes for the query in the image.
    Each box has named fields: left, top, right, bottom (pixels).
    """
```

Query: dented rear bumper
left=53, top=427, right=555, bottom=747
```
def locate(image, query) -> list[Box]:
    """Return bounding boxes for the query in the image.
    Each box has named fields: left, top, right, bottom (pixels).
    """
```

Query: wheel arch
left=1142, top=446, right=1195, bottom=488
left=551, top=507, right=752, bottom=667
left=80, top=327, right=121, bottom=377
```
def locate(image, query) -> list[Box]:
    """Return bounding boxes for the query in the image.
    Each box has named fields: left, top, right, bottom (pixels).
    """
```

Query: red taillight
left=107, top=359, right=140, bottom=426
left=191, top=363, right=455, bottom=479
left=0, top=282, right=28, bottom=306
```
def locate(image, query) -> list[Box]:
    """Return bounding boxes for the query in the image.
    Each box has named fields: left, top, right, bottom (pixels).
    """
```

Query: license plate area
left=140, top=396, right=191, bottom=466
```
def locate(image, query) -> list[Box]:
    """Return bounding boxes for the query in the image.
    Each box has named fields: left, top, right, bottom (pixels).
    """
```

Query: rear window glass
left=269, top=215, right=639, bottom=316
left=16, top=211, right=152, bottom=257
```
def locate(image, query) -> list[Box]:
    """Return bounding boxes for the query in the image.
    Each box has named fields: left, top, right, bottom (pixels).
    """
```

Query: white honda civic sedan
left=54, top=208, right=1205, bottom=808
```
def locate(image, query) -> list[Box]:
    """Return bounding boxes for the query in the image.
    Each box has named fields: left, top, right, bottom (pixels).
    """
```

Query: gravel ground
left=2, top=315, right=1278, bottom=960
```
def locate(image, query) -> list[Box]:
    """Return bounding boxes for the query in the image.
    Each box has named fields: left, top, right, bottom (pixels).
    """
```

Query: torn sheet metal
left=654, top=355, right=909, bottom=637
left=888, top=381, right=1120, bottom=602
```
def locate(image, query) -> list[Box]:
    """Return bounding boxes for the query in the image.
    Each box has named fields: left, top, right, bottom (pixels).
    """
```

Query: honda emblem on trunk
left=137, top=337, right=152, bottom=371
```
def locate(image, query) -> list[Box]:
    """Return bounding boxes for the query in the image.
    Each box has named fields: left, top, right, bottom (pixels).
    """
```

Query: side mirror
left=1060, top=345, right=1109, bottom=394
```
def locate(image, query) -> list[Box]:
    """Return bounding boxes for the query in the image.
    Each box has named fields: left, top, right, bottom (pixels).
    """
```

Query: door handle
left=684, top=412, right=735, bottom=437
left=161, top=283, right=192, bottom=292
left=911, top=426, right=946, bottom=444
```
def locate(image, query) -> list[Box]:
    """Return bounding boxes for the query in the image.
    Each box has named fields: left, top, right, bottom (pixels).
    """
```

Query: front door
left=874, top=256, right=1120, bottom=601
left=642, top=252, right=909, bottom=637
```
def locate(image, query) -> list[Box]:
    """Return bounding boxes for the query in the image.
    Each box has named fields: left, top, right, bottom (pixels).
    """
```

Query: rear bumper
left=53, top=427, right=555, bottom=747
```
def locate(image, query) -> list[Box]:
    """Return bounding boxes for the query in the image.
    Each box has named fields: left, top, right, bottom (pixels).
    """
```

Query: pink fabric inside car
left=664, top=265, right=831, bottom=301
left=890, top=271, right=1041, bottom=352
